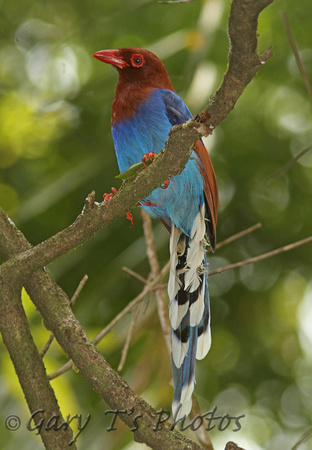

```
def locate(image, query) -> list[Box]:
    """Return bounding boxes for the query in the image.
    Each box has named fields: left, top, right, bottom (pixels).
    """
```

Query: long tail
left=168, top=204, right=211, bottom=420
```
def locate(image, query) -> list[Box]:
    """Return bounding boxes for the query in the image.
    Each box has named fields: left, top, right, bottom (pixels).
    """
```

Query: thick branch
left=0, top=270, right=76, bottom=448
left=202, top=0, right=274, bottom=129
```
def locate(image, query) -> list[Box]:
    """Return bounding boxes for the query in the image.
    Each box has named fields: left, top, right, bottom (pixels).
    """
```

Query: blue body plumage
left=111, top=89, right=205, bottom=236
left=93, top=47, right=218, bottom=420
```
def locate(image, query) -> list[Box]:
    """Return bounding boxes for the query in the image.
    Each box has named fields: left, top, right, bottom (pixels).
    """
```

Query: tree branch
left=41, top=274, right=88, bottom=358
left=210, top=235, right=312, bottom=276
left=195, top=0, right=274, bottom=132
left=281, top=11, right=312, bottom=110
left=0, top=260, right=76, bottom=448
left=141, top=210, right=171, bottom=352
left=117, top=302, right=142, bottom=372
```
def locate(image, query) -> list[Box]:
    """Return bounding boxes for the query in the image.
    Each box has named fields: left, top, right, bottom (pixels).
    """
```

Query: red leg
left=126, top=211, right=134, bottom=228
left=103, top=192, right=114, bottom=206
left=160, top=179, right=169, bottom=189
left=103, top=187, right=135, bottom=227
left=142, top=152, right=157, bottom=167
left=141, top=153, right=169, bottom=189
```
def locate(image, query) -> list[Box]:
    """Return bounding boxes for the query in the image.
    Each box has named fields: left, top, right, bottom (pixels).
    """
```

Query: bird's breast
left=111, top=89, right=172, bottom=173
left=111, top=85, right=156, bottom=125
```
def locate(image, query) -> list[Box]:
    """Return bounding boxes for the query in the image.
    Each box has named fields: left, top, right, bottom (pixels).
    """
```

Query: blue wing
left=160, top=89, right=193, bottom=126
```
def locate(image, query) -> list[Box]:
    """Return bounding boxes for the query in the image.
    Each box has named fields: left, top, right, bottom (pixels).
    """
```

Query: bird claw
left=103, top=187, right=118, bottom=206
left=142, top=152, right=157, bottom=167
left=160, top=179, right=169, bottom=189
left=103, top=187, right=134, bottom=227
left=103, top=192, right=114, bottom=206
left=142, top=152, right=169, bottom=189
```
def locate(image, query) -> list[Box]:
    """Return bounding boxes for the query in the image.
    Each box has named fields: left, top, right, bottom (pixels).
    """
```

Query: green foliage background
left=0, top=0, right=312, bottom=449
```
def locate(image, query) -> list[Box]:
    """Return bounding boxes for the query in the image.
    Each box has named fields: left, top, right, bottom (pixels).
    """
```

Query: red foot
left=141, top=153, right=169, bottom=189
left=142, top=152, right=157, bottom=167
left=160, top=179, right=169, bottom=189
left=103, top=187, right=134, bottom=227
left=126, top=211, right=134, bottom=228
left=103, top=192, right=114, bottom=206
left=103, top=187, right=118, bottom=206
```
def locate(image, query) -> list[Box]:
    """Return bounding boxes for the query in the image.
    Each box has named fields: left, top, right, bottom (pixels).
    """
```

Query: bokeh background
left=0, top=0, right=312, bottom=449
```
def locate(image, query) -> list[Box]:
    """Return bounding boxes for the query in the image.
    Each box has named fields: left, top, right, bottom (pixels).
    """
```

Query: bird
left=92, top=47, right=218, bottom=420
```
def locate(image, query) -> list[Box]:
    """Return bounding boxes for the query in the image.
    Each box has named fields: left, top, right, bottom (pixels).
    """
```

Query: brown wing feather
left=193, top=140, right=218, bottom=251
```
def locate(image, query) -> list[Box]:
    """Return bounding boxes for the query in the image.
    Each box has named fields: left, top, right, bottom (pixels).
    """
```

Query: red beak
left=92, top=49, right=129, bottom=69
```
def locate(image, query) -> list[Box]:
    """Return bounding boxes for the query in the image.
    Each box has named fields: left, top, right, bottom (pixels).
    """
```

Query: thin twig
left=40, top=334, right=55, bottom=358
left=159, top=0, right=195, bottom=4
left=146, top=221, right=263, bottom=287
left=281, top=11, right=312, bottom=110
left=141, top=210, right=171, bottom=353
left=150, top=283, right=168, bottom=292
left=215, top=223, right=262, bottom=250
left=210, top=236, right=312, bottom=276
left=122, top=266, right=148, bottom=284
left=93, top=263, right=169, bottom=346
left=118, top=303, right=142, bottom=372
left=291, top=427, right=312, bottom=450
left=70, top=275, right=89, bottom=305
left=41, top=274, right=88, bottom=358
left=266, top=145, right=312, bottom=183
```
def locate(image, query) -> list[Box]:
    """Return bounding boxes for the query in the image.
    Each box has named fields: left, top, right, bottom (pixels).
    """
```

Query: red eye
left=130, top=54, right=145, bottom=68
